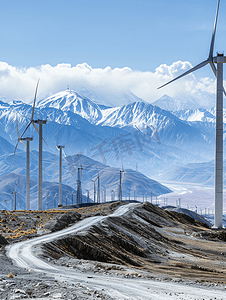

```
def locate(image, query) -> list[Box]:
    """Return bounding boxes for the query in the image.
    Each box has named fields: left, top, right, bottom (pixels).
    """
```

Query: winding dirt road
left=6, top=203, right=226, bottom=299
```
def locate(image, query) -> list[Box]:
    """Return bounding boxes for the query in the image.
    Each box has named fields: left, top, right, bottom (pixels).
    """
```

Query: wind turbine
left=20, top=80, right=47, bottom=211
left=119, top=169, right=125, bottom=201
left=102, top=185, right=106, bottom=202
left=92, top=178, right=97, bottom=203
left=86, top=189, right=90, bottom=203
left=111, top=189, right=115, bottom=202
left=13, top=119, right=33, bottom=210
left=95, top=166, right=100, bottom=204
left=56, top=145, right=65, bottom=207
left=76, top=155, right=83, bottom=204
left=55, top=124, right=65, bottom=207
left=11, top=180, right=17, bottom=210
left=158, top=0, right=225, bottom=228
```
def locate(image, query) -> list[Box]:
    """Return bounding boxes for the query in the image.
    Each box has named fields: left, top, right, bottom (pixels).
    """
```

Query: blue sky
left=1, top=0, right=225, bottom=72
left=0, top=0, right=225, bottom=103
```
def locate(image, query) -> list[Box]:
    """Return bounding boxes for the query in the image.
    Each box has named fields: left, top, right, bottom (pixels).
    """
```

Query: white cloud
left=0, top=60, right=219, bottom=105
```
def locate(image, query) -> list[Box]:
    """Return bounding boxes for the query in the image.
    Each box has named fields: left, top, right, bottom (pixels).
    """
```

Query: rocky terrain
left=1, top=201, right=226, bottom=299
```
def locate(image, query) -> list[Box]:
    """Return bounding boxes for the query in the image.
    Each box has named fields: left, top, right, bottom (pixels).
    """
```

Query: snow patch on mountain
left=153, top=91, right=215, bottom=111
left=77, top=87, right=146, bottom=107
left=37, top=90, right=103, bottom=124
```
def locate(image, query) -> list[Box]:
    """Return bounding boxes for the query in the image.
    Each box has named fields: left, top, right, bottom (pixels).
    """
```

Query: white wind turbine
left=20, top=80, right=47, bottom=211
left=56, top=145, right=65, bottom=206
left=13, top=119, right=33, bottom=210
left=158, top=0, right=226, bottom=228
left=11, top=180, right=17, bottom=211
left=76, top=154, right=83, bottom=205
left=95, top=166, right=100, bottom=204
left=56, top=125, right=65, bottom=207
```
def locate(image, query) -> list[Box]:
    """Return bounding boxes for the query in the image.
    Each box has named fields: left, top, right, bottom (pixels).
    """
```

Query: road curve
left=7, top=203, right=139, bottom=270
left=6, top=203, right=226, bottom=300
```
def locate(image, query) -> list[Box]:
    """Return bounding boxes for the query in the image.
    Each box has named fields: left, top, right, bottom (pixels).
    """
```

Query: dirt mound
left=46, top=211, right=81, bottom=232
left=43, top=202, right=215, bottom=274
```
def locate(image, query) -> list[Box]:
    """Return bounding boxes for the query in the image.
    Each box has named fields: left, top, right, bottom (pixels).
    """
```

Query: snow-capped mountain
left=0, top=88, right=223, bottom=211
left=152, top=91, right=216, bottom=111
left=172, top=107, right=226, bottom=124
left=0, top=90, right=219, bottom=171
left=76, top=87, right=145, bottom=108
left=37, top=90, right=103, bottom=124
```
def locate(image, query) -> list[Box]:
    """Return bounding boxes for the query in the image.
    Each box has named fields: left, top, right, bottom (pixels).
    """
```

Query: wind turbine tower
left=21, top=137, right=33, bottom=210
left=76, top=166, right=83, bottom=204
left=35, top=119, right=47, bottom=210
left=56, top=145, right=65, bottom=206
left=11, top=181, right=17, bottom=211
left=158, top=0, right=226, bottom=228
left=20, top=80, right=47, bottom=211
left=119, top=170, right=125, bottom=201
left=95, top=166, right=100, bottom=204
left=92, top=179, right=96, bottom=203
left=14, top=120, right=33, bottom=210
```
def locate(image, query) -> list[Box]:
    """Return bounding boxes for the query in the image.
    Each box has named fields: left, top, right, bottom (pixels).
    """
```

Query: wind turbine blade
left=30, top=149, right=36, bottom=157
left=20, top=140, right=26, bottom=148
left=210, top=62, right=217, bottom=76
left=31, top=79, right=40, bottom=121
left=20, top=121, right=32, bottom=139
left=12, top=141, right=19, bottom=166
left=158, top=59, right=210, bottom=89
left=16, top=118, right=20, bottom=139
left=43, top=137, right=48, bottom=147
left=32, top=122, right=39, bottom=134
left=0, top=199, right=8, bottom=204
left=209, top=0, right=220, bottom=58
